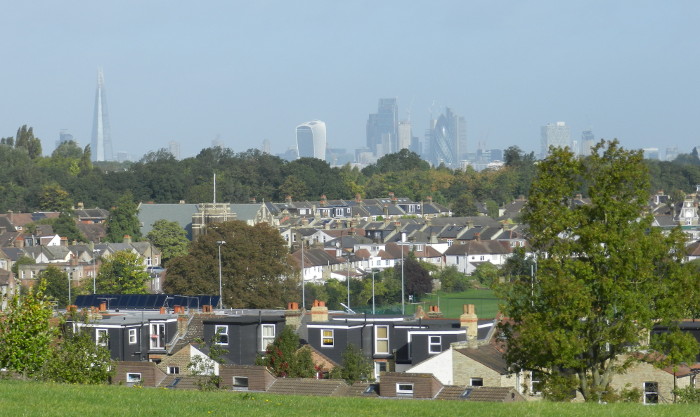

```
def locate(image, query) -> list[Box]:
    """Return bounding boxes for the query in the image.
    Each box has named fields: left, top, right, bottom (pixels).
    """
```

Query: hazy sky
left=2, top=1, right=698, bottom=160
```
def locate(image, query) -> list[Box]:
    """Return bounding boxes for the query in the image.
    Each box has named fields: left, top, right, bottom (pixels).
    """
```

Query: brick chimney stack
left=460, top=304, right=478, bottom=345
left=310, top=300, right=329, bottom=322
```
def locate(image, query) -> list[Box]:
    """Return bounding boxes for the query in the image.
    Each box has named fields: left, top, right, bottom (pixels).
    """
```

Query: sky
left=2, top=1, right=699, bottom=160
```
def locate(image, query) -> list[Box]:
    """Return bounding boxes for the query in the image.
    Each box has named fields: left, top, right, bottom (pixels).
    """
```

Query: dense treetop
left=1, top=125, right=699, bottom=213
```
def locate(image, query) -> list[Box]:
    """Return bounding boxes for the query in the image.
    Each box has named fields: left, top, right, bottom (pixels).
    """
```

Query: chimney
left=123, top=235, right=132, bottom=244
left=388, top=192, right=395, bottom=199
left=430, top=232, right=438, bottom=244
left=355, top=193, right=362, bottom=203
left=310, top=300, right=329, bottom=322
left=460, top=304, right=478, bottom=346
left=426, top=196, right=433, bottom=204
left=285, top=195, right=292, bottom=204
left=285, top=302, right=303, bottom=329
left=414, top=305, right=428, bottom=319
left=77, top=202, right=84, bottom=209
left=320, top=195, right=327, bottom=206
left=179, top=200, right=186, bottom=204
left=250, top=197, right=256, bottom=203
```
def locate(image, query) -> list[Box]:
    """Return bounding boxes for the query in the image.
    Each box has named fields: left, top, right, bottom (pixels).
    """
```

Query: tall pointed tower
left=91, top=68, right=113, bottom=161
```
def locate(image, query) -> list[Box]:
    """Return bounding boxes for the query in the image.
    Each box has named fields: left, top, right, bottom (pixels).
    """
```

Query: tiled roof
left=455, top=344, right=509, bottom=374
left=266, top=378, right=351, bottom=396
left=437, top=386, right=524, bottom=402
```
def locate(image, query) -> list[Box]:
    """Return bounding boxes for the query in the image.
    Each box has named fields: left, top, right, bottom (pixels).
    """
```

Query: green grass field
left=1, top=379, right=694, bottom=417
left=410, top=289, right=501, bottom=318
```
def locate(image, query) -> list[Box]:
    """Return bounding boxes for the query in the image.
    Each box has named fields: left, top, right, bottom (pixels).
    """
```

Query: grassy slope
left=0, top=380, right=693, bottom=417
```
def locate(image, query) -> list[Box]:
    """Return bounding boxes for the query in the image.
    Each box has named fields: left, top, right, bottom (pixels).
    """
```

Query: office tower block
left=296, top=120, right=327, bottom=160
left=398, top=120, right=412, bottom=151
left=262, top=139, right=271, bottom=154
left=540, top=121, right=570, bottom=157
left=168, top=141, right=181, bottom=159
left=580, top=129, right=596, bottom=156
left=427, top=107, right=466, bottom=168
left=91, top=68, right=113, bottom=162
left=366, top=98, right=398, bottom=156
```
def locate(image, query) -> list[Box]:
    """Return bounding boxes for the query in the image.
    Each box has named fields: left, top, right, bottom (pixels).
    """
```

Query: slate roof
left=455, top=344, right=509, bottom=374
left=437, top=386, right=525, bottom=402
left=444, top=240, right=512, bottom=256
left=137, top=203, right=199, bottom=238
left=266, top=378, right=351, bottom=396
left=292, top=248, right=341, bottom=268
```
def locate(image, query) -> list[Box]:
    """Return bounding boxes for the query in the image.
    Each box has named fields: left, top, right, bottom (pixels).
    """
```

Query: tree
left=106, top=192, right=142, bottom=242
left=435, top=266, right=472, bottom=293
left=400, top=254, right=432, bottom=301
left=96, top=251, right=149, bottom=294
left=0, top=282, right=55, bottom=377
left=497, top=140, right=699, bottom=401
left=164, top=221, right=297, bottom=308
left=471, top=262, right=500, bottom=288
left=256, top=326, right=316, bottom=378
left=14, top=125, right=42, bottom=159
left=332, top=344, right=374, bottom=383
left=40, top=266, right=70, bottom=307
left=41, top=314, right=113, bottom=384
left=146, top=219, right=189, bottom=266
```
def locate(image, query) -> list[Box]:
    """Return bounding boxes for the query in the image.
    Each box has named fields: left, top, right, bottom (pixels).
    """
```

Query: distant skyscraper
left=91, top=68, right=113, bottom=162
left=262, top=139, right=271, bottom=154
left=541, top=122, right=570, bottom=157
left=168, top=141, right=181, bottom=159
left=57, top=129, right=75, bottom=149
left=643, top=148, right=660, bottom=160
left=366, top=98, right=398, bottom=156
left=296, top=120, right=326, bottom=160
left=580, top=129, right=595, bottom=156
left=427, top=107, right=466, bottom=168
left=398, top=120, right=412, bottom=151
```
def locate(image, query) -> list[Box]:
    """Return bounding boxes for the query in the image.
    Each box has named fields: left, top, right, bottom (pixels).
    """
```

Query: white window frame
left=149, top=322, right=166, bottom=350
left=428, top=335, right=441, bottom=354
left=643, top=381, right=659, bottom=404
left=126, top=373, right=142, bottom=384
left=214, top=325, right=229, bottom=345
left=96, top=328, right=108, bottom=347
left=233, top=376, right=249, bottom=389
left=168, top=366, right=180, bottom=375
left=375, top=325, right=390, bottom=354
left=261, top=324, right=275, bottom=351
left=470, top=377, right=484, bottom=386
left=321, top=329, right=334, bottom=347
left=396, top=383, right=414, bottom=396
left=128, top=328, right=137, bottom=345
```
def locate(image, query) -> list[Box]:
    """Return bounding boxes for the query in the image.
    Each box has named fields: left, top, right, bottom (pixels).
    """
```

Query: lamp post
left=92, top=249, right=101, bottom=294
left=401, top=243, right=405, bottom=315
left=216, top=240, right=226, bottom=309
left=299, top=231, right=306, bottom=309
left=372, top=269, right=377, bottom=315
left=65, top=267, right=75, bottom=307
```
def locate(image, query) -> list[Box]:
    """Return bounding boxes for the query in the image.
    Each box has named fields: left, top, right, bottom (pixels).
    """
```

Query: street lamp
left=65, top=267, right=75, bottom=307
left=372, top=269, right=377, bottom=315
left=92, top=249, right=101, bottom=294
left=401, top=243, right=405, bottom=315
left=217, top=240, right=226, bottom=309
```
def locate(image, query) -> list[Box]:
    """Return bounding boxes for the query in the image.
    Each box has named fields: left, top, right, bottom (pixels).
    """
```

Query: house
left=443, top=240, right=513, bottom=274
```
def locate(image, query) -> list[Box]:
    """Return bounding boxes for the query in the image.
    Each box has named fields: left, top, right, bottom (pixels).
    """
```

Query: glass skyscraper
left=91, top=68, right=113, bottom=162
left=296, top=120, right=327, bottom=160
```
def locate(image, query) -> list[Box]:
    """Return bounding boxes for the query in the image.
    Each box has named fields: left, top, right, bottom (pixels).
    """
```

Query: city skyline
left=1, top=2, right=698, bottom=160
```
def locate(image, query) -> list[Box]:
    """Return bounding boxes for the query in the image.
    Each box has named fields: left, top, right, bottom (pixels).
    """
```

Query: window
left=644, top=382, right=659, bottom=404
left=428, top=336, right=442, bottom=354
left=375, top=325, right=389, bottom=354
left=261, top=324, right=275, bottom=351
left=126, top=373, right=142, bottom=384
left=470, top=378, right=483, bottom=386
left=479, top=255, right=486, bottom=261
left=214, top=325, right=229, bottom=345
left=96, top=329, right=108, bottom=347
left=396, top=383, right=414, bottom=396
left=374, top=361, right=387, bottom=381
left=321, top=329, right=334, bottom=347
left=168, top=366, right=180, bottom=375
left=150, top=322, right=165, bottom=349
left=530, top=371, right=543, bottom=395
left=128, top=329, right=137, bottom=344
left=233, top=376, right=249, bottom=389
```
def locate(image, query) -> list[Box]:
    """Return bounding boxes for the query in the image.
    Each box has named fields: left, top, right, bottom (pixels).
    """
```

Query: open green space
left=0, top=379, right=693, bottom=417
left=411, top=289, right=501, bottom=318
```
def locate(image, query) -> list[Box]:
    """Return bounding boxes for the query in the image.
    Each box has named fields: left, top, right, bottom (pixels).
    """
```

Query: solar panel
left=74, top=294, right=220, bottom=310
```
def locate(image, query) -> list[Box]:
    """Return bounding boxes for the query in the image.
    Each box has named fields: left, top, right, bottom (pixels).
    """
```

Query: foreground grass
left=0, top=379, right=695, bottom=417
